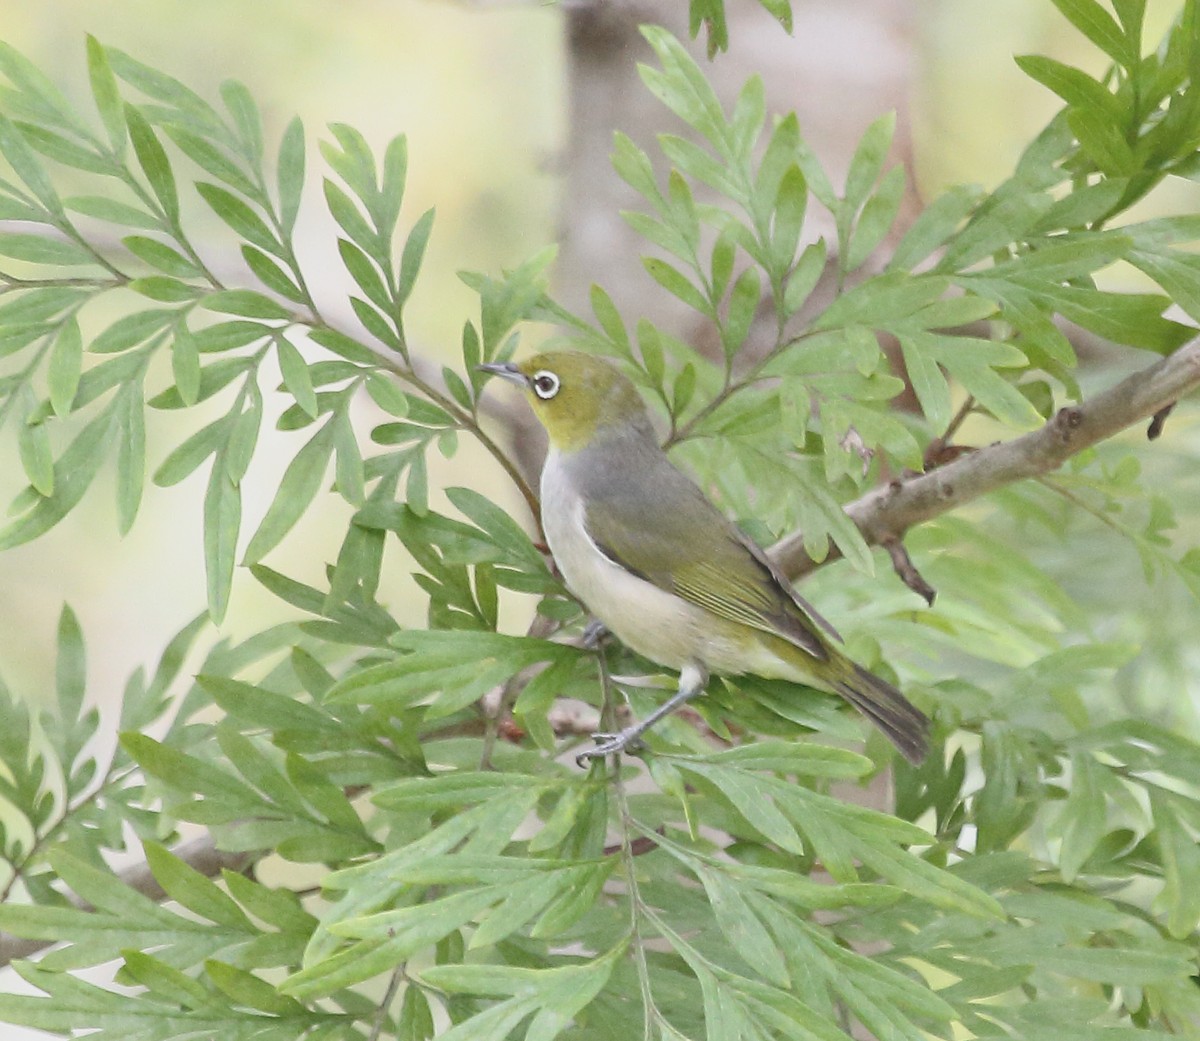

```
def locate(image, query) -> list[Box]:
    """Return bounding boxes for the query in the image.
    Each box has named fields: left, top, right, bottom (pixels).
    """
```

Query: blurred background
left=0, top=0, right=1196, bottom=811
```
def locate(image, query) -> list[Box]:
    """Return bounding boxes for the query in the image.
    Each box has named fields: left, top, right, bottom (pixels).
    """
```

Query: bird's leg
left=577, top=662, right=708, bottom=766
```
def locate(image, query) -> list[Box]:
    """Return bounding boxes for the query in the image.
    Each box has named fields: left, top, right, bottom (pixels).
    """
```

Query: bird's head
left=479, top=351, right=650, bottom=453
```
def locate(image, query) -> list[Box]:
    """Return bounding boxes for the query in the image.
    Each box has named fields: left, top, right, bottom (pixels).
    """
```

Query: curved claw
left=575, top=730, right=645, bottom=767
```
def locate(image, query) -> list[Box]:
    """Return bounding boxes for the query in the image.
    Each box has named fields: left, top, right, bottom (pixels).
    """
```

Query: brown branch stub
left=881, top=536, right=936, bottom=605
left=771, top=338, right=1200, bottom=581
left=1148, top=401, right=1176, bottom=440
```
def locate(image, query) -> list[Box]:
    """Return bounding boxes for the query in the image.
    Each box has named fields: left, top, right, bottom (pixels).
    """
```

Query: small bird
left=479, top=352, right=929, bottom=765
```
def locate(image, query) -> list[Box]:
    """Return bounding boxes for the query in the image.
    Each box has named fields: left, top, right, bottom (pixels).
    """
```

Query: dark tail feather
left=832, top=663, right=929, bottom=765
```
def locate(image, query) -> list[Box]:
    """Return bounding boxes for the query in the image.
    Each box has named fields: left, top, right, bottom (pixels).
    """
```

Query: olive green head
left=479, top=351, right=650, bottom=452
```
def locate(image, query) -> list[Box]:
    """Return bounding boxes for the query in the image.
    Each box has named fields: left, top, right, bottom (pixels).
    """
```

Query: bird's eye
left=531, top=371, right=560, bottom=400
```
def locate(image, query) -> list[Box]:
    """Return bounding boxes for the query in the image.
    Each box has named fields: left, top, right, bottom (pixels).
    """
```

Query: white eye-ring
left=531, top=370, right=560, bottom=400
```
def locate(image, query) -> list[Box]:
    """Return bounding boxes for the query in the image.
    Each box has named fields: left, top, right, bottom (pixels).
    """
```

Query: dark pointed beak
left=476, top=362, right=528, bottom=387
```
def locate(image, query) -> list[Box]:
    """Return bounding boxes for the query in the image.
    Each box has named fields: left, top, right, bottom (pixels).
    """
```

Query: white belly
left=540, top=452, right=791, bottom=678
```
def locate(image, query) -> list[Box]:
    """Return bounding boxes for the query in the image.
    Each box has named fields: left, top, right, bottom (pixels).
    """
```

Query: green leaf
left=125, top=102, right=178, bottom=224
left=171, top=322, right=201, bottom=405
left=0, top=112, right=63, bottom=216
left=782, top=239, right=827, bottom=315
left=844, top=112, right=895, bottom=216
left=116, top=384, right=146, bottom=534
left=847, top=165, right=905, bottom=271
left=327, top=631, right=580, bottom=719
left=85, top=36, right=126, bottom=155
left=108, top=47, right=221, bottom=128
left=398, top=207, right=435, bottom=308
left=197, top=181, right=280, bottom=254
left=611, top=132, right=663, bottom=209
left=1152, top=791, right=1200, bottom=939
left=129, top=275, right=199, bottom=303
left=722, top=267, right=760, bottom=358
left=66, top=194, right=158, bottom=229
left=10, top=122, right=109, bottom=173
left=898, top=331, right=1041, bottom=428
left=0, top=232, right=94, bottom=267
left=1014, top=54, right=1124, bottom=123
left=277, top=115, right=306, bottom=234
left=243, top=418, right=335, bottom=564
left=52, top=603, right=87, bottom=723
left=242, top=244, right=305, bottom=302
left=17, top=402, right=53, bottom=497
left=697, top=866, right=790, bottom=986
left=1127, top=248, right=1200, bottom=325
left=323, top=178, right=378, bottom=259
left=639, top=25, right=729, bottom=149
left=338, top=237, right=391, bottom=311
left=889, top=184, right=983, bottom=271
left=202, top=288, right=291, bottom=320
left=644, top=257, right=709, bottom=313
left=144, top=842, right=254, bottom=931
left=163, top=123, right=260, bottom=200
left=769, top=164, right=807, bottom=272
left=815, top=273, right=952, bottom=331
left=47, top=316, right=83, bottom=416
left=221, top=79, right=263, bottom=160
left=898, top=334, right=952, bottom=431
left=0, top=407, right=115, bottom=550
left=275, top=335, right=319, bottom=418
left=122, top=234, right=199, bottom=277
left=1049, top=0, right=1136, bottom=68
left=90, top=307, right=176, bottom=354
left=204, top=461, right=241, bottom=622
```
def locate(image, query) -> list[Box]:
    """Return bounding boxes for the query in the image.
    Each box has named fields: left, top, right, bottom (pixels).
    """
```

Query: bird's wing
left=580, top=464, right=833, bottom=661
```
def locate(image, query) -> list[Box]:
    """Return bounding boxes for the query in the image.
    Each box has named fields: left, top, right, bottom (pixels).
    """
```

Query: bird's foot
left=580, top=619, right=610, bottom=650
left=575, top=729, right=645, bottom=766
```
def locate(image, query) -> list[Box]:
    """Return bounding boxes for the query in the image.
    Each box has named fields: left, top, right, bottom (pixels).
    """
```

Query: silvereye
left=480, top=351, right=929, bottom=765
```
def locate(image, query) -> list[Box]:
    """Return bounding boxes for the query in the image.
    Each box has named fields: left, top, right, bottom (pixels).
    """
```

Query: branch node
left=1055, top=406, right=1084, bottom=438
left=881, top=536, right=936, bottom=606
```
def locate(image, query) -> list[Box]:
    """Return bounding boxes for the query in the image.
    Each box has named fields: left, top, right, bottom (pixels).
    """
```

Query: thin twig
left=368, top=967, right=406, bottom=1041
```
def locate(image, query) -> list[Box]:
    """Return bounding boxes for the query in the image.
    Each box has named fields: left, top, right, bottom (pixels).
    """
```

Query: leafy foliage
left=2, top=5, right=1200, bottom=1040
